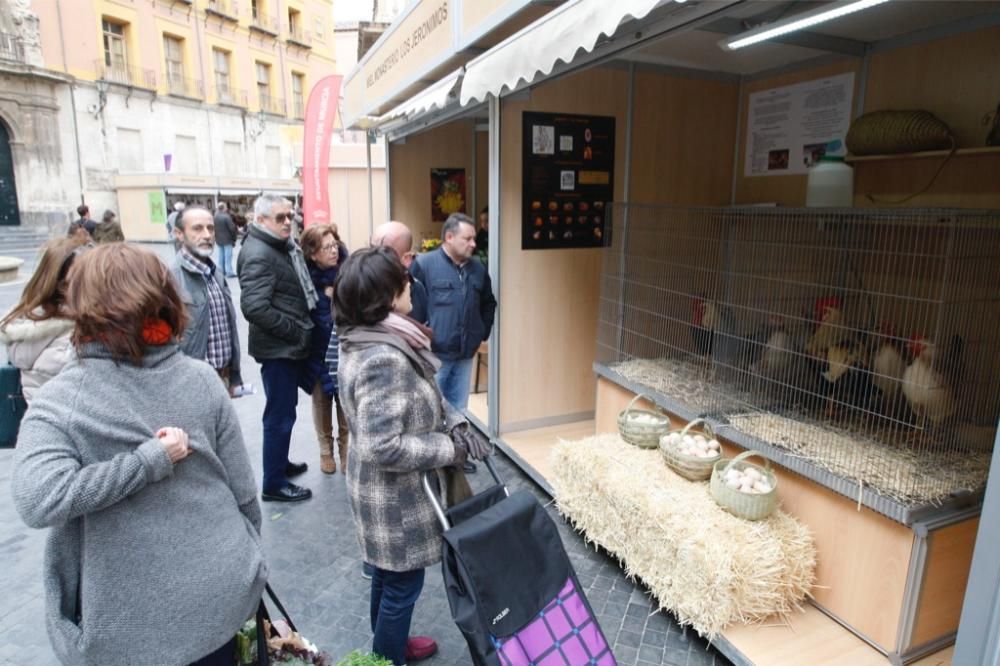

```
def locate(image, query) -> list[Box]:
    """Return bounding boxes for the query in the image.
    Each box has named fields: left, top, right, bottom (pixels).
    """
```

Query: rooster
left=902, top=335, right=962, bottom=426
left=805, top=295, right=844, bottom=358
left=820, top=337, right=873, bottom=419
left=869, top=322, right=907, bottom=416
left=691, top=298, right=771, bottom=369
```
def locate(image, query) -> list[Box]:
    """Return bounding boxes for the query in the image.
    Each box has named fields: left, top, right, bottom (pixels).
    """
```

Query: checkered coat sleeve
left=339, top=342, right=462, bottom=571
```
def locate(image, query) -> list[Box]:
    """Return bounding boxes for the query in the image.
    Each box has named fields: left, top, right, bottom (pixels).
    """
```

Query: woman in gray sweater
left=11, top=244, right=267, bottom=666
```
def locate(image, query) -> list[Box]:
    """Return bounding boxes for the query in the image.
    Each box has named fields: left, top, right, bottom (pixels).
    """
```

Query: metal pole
left=366, top=129, right=374, bottom=237
left=486, top=94, right=501, bottom=438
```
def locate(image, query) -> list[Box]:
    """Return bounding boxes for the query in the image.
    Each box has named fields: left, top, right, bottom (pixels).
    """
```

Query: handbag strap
left=255, top=583, right=297, bottom=666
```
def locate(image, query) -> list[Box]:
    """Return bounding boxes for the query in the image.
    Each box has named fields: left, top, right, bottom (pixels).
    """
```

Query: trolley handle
left=422, top=455, right=508, bottom=531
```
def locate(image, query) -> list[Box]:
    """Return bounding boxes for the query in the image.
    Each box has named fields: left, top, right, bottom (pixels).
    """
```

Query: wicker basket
left=659, top=418, right=721, bottom=481
left=710, top=450, right=778, bottom=521
left=617, top=394, right=671, bottom=449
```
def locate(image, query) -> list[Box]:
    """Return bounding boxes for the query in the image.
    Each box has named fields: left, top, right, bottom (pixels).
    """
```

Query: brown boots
left=313, top=386, right=350, bottom=474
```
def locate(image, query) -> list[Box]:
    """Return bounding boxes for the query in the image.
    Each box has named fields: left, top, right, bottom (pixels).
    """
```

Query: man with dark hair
left=214, top=202, right=238, bottom=278
left=71, top=204, right=96, bottom=238
left=170, top=206, right=243, bottom=394
left=371, top=220, right=427, bottom=324
left=238, top=194, right=316, bottom=503
left=410, top=213, right=496, bottom=472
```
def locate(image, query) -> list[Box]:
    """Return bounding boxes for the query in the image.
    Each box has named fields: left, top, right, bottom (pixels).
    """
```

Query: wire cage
left=596, top=203, right=1000, bottom=523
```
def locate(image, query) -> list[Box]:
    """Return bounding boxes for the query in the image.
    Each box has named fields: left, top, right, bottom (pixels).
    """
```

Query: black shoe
left=261, top=483, right=312, bottom=503
left=285, top=461, right=308, bottom=478
left=462, top=461, right=478, bottom=474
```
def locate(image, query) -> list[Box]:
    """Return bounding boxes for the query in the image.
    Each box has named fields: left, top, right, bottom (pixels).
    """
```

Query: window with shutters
left=213, top=48, right=231, bottom=100
left=102, top=20, right=127, bottom=80
left=164, top=35, right=184, bottom=94
left=292, top=73, right=304, bottom=118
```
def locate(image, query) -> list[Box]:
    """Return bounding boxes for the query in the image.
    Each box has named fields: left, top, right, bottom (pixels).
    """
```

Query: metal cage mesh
left=597, top=204, right=1000, bottom=520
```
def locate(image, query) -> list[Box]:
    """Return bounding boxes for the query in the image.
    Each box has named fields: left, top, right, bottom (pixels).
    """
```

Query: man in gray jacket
left=170, top=206, right=243, bottom=393
left=238, top=194, right=317, bottom=503
left=214, top=202, right=238, bottom=278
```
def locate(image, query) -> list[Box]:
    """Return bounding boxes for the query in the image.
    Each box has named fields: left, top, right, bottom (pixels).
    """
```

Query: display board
left=744, top=72, right=854, bottom=177
left=521, top=111, right=615, bottom=250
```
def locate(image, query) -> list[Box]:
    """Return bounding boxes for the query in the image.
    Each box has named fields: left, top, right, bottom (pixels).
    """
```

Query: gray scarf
left=254, top=223, right=318, bottom=310
left=339, top=323, right=442, bottom=378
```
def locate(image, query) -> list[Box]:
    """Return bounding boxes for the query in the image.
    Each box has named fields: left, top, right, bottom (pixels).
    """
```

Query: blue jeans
left=435, top=357, right=475, bottom=410
left=370, top=567, right=425, bottom=665
left=217, top=244, right=235, bottom=276
left=260, top=359, right=301, bottom=493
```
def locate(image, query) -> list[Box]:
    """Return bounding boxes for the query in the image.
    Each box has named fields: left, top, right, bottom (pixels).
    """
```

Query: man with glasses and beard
left=238, top=194, right=316, bottom=503
left=170, top=206, right=244, bottom=396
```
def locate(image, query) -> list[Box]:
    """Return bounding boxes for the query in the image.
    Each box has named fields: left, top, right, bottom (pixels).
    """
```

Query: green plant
left=335, top=651, right=394, bottom=666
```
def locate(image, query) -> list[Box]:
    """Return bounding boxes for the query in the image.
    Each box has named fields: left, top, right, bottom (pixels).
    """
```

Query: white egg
left=682, top=435, right=694, bottom=446
left=745, top=468, right=761, bottom=482
left=725, top=469, right=741, bottom=482
left=693, top=434, right=707, bottom=445
left=726, top=478, right=741, bottom=489
left=739, top=483, right=754, bottom=494
left=755, top=481, right=772, bottom=494
left=708, top=439, right=721, bottom=450
left=668, top=432, right=682, bottom=444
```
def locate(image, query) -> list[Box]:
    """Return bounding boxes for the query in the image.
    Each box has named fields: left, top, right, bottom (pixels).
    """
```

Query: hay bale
left=551, top=434, right=815, bottom=639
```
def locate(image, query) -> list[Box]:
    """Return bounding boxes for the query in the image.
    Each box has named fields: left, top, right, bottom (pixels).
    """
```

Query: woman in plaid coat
left=334, top=246, right=477, bottom=665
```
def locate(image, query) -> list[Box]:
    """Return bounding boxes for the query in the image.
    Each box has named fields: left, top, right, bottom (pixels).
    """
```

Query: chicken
left=869, top=322, right=906, bottom=414
left=691, top=297, right=718, bottom=358
left=820, top=338, right=873, bottom=419
left=805, top=296, right=844, bottom=358
left=902, top=335, right=961, bottom=426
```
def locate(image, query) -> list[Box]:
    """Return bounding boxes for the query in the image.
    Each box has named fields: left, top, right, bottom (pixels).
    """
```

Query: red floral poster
left=430, top=168, right=466, bottom=222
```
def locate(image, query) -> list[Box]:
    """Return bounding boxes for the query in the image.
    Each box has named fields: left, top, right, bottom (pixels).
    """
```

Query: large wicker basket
left=710, top=450, right=778, bottom=521
left=659, top=418, right=720, bottom=481
left=617, top=394, right=671, bottom=449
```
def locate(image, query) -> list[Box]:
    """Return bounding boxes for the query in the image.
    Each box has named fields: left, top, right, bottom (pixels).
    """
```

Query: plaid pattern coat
left=339, top=337, right=464, bottom=572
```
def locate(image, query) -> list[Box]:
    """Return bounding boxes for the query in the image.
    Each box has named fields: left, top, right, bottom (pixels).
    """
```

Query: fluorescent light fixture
left=722, top=0, right=891, bottom=50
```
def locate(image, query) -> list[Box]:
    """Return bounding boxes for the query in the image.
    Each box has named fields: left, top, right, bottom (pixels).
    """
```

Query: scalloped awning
left=460, top=0, right=677, bottom=105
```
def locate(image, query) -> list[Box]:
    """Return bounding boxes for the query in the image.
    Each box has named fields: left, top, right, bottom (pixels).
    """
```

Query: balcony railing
left=259, top=94, right=284, bottom=116
left=217, top=85, right=248, bottom=108
left=166, top=74, right=204, bottom=99
left=95, top=59, right=156, bottom=89
left=250, top=13, right=279, bottom=36
left=286, top=25, right=312, bottom=48
left=292, top=98, right=304, bottom=119
left=206, top=0, right=239, bottom=21
left=0, top=33, right=26, bottom=64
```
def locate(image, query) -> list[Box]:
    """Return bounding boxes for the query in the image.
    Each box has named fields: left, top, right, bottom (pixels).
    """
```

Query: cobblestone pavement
left=0, top=243, right=727, bottom=666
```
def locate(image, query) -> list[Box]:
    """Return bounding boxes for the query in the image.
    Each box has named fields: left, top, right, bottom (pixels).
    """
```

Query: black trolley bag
left=423, top=457, right=616, bottom=666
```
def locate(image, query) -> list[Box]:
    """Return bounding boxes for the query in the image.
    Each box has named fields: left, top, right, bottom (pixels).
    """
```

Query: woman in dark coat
left=300, top=224, right=350, bottom=473
left=334, top=246, right=487, bottom=665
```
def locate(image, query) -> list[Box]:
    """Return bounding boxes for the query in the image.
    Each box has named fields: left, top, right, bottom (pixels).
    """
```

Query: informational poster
left=744, top=72, right=854, bottom=177
left=148, top=190, right=166, bottom=225
left=522, top=112, right=614, bottom=250
left=430, top=168, right=467, bottom=222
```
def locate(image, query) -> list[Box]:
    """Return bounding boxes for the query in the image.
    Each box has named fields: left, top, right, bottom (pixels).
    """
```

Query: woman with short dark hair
left=334, top=246, right=482, bottom=665
left=12, top=243, right=267, bottom=666
left=300, top=223, right=350, bottom=473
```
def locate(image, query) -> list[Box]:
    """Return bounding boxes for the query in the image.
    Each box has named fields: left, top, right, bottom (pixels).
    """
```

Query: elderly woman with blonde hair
left=12, top=243, right=267, bottom=666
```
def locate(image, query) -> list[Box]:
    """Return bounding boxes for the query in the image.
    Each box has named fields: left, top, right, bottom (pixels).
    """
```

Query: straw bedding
left=610, top=358, right=750, bottom=414
left=728, top=413, right=992, bottom=506
left=551, top=434, right=816, bottom=640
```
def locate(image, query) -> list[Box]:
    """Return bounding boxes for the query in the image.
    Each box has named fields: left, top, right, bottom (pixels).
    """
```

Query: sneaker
left=405, top=636, right=438, bottom=662
left=362, top=562, right=375, bottom=580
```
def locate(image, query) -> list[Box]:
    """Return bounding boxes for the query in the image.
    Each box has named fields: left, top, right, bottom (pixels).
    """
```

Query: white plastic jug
left=806, top=156, right=854, bottom=207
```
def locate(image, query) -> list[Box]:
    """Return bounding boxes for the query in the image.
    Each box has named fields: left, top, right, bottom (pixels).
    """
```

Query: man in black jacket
left=214, top=202, right=238, bottom=278
left=237, top=194, right=317, bottom=502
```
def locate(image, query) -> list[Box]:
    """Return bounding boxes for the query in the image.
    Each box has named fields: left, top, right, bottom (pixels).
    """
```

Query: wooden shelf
left=845, top=146, right=1000, bottom=163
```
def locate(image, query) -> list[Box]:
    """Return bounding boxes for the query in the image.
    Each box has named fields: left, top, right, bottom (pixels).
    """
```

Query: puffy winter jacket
left=0, top=312, right=75, bottom=404
left=236, top=224, right=313, bottom=361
